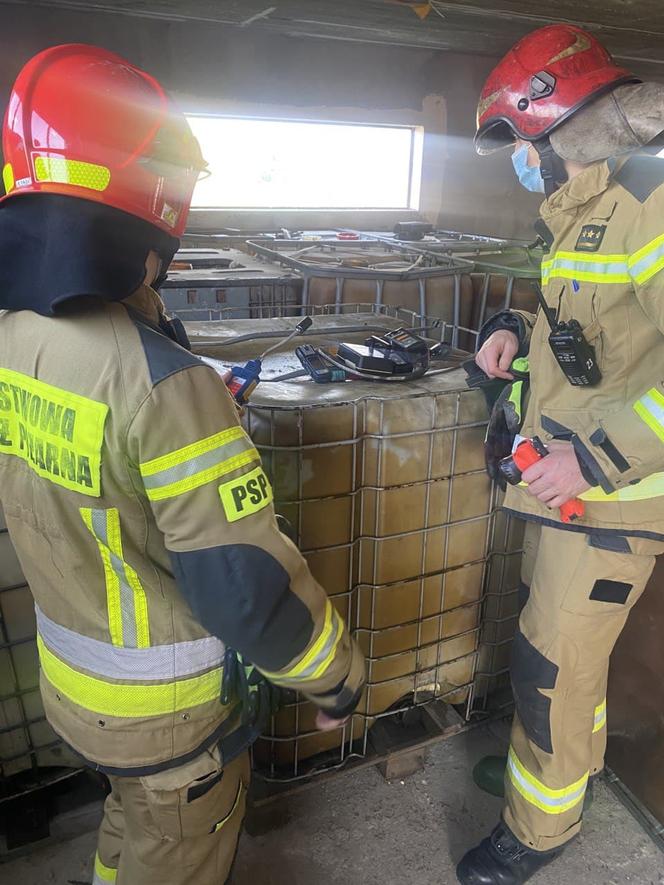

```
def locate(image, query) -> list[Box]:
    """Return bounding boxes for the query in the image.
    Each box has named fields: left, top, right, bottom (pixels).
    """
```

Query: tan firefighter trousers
left=503, top=521, right=663, bottom=851
left=92, top=748, right=250, bottom=885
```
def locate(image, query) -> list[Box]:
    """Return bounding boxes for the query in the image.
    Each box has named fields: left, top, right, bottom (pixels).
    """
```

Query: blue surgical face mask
left=511, top=143, right=545, bottom=193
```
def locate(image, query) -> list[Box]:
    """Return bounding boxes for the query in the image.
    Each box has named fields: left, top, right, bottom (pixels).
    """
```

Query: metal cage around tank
left=183, top=303, right=525, bottom=783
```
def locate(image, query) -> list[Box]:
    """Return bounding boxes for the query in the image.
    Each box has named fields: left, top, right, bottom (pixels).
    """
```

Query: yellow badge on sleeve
left=219, top=466, right=273, bottom=522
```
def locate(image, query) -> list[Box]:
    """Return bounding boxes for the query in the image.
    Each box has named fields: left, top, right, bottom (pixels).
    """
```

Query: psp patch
left=575, top=224, right=607, bottom=252
left=219, top=466, right=273, bottom=522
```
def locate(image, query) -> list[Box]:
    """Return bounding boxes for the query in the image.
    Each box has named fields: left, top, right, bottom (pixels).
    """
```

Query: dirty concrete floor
left=1, top=723, right=662, bottom=885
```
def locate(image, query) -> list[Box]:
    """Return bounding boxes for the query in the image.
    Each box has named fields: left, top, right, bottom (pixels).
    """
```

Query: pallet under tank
left=188, top=313, right=507, bottom=778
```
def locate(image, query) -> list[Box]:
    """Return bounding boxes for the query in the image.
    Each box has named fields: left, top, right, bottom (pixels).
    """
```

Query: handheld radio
left=533, top=282, right=601, bottom=387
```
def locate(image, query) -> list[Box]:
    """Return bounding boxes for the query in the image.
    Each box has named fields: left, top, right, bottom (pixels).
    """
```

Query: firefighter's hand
left=475, top=330, right=519, bottom=380
left=522, top=440, right=591, bottom=509
left=220, top=369, right=246, bottom=418
left=315, top=710, right=350, bottom=732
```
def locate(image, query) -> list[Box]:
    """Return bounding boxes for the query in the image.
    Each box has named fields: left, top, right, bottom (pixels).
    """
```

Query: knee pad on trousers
left=511, top=629, right=559, bottom=754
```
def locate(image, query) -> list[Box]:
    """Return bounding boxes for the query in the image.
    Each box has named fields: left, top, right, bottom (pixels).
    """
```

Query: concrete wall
left=0, top=4, right=548, bottom=239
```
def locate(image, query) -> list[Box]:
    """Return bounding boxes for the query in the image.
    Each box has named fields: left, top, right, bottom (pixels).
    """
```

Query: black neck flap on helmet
left=0, top=194, right=179, bottom=316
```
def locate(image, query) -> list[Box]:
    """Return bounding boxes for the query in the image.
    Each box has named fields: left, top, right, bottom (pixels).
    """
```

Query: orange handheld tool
left=499, top=436, right=585, bottom=524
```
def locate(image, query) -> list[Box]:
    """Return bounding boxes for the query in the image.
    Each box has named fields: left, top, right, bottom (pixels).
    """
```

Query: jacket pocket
left=141, top=753, right=249, bottom=842
left=540, top=414, right=574, bottom=441
left=580, top=316, right=604, bottom=369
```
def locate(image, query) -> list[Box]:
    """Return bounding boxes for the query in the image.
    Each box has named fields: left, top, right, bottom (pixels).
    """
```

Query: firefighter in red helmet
left=458, top=23, right=664, bottom=884
left=0, top=45, right=365, bottom=884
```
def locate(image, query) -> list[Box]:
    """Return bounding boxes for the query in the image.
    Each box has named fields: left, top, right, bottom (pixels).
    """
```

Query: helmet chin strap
left=534, top=137, right=568, bottom=197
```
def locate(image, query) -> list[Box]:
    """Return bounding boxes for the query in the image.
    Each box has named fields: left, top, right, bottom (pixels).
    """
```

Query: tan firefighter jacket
left=0, top=286, right=365, bottom=774
left=500, top=155, right=664, bottom=540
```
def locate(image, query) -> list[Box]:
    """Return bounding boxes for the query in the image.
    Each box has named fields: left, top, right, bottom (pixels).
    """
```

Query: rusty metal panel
left=607, top=556, right=664, bottom=826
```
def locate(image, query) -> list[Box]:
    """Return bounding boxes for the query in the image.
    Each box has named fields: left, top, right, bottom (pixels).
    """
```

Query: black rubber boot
left=472, top=756, right=597, bottom=810
left=456, top=821, right=565, bottom=884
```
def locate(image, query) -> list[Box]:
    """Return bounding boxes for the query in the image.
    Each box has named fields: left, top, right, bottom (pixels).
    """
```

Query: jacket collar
left=123, top=285, right=167, bottom=327
left=540, top=161, right=613, bottom=222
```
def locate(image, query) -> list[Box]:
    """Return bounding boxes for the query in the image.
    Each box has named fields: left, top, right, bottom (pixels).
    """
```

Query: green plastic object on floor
left=473, top=755, right=508, bottom=798
left=472, top=755, right=596, bottom=809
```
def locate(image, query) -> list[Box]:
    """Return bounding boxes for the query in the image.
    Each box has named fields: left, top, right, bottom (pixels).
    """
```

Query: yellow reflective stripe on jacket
left=580, top=471, right=664, bottom=502
left=593, top=699, right=607, bottom=734
left=81, top=507, right=150, bottom=649
left=627, top=232, right=664, bottom=285
left=262, top=600, right=344, bottom=683
left=507, top=747, right=588, bottom=814
left=541, top=235, right=664, bottom=288
left=38, top=636, right=223, bottom=717
left=633, top=387, right=664, bottom=444
left=139, top=427, right=259, bottom=501
left=0, top=367, right=108, bottom=496
left=93, top=853, right=117, bottom=884
left=541, top=251, right=630, bottom=285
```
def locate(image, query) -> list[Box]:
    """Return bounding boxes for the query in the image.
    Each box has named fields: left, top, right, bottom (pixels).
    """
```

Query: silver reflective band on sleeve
left=633, top=387, right=664, bottom=444
left=36, top=606, right=224, bottom=681
left=261, top=600, right=344, bottom=684
left=139, top=427, right=259, bottom=502
left=142, top=436, right=254, bottom=491
left=628, top=233, right=664, bottom=285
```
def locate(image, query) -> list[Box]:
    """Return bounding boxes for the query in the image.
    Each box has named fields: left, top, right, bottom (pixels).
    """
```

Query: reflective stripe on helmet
left=34, top=157, right=110, bottom=192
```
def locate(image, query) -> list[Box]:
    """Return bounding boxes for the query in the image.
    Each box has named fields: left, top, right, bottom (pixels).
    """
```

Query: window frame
left=185, top=113, right=424, bottom=212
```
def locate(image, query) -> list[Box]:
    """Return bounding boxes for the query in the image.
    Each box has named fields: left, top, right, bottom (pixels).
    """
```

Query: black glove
left=221, top=648, right=282, bottom=731
left=485, top=377, right=530, bottom=488
left=462, top=358, right=512, bottom=413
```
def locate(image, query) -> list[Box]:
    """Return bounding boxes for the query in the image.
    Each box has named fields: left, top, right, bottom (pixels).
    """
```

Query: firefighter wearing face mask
left=0, top=45, right=365, bottom=885
left=456, top=23, right=664, bottom=885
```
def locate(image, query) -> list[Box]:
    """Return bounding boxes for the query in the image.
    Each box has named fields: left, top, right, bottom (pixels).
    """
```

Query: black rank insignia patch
left=575, top=224, right=607, bottom=252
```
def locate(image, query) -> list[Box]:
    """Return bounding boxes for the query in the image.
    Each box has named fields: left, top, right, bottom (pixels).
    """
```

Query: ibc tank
left=188, top=313, right=502, bottom=776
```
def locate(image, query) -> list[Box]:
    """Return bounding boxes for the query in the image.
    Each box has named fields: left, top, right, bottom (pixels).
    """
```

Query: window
left=187, top=116, right=423, bottom=211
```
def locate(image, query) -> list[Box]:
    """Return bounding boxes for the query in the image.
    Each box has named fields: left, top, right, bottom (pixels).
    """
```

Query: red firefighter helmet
left=1, top=44, right=207, bottom=237
left=475, top=24, right=638, bottom=154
